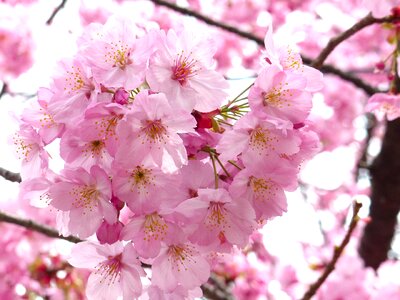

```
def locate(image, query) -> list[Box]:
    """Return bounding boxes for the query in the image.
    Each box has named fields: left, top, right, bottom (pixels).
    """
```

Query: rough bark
left=359, top=118, right=400, bottom=269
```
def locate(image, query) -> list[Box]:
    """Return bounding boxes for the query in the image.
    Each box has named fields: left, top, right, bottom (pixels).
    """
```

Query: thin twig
left=0, top=82, right=7, bottom=99
left=312, top=13, right=400, bottom=69
left=356, top=113, right=377, bottom=180
left=301, top=202, right=363, bottom=300
left=46, top=0, right=68, bottom=25
left=148, top=0, right=379, bottom=95
left=0, top=210, right=82, bottom=243
left=0, top=167, right=21, bottom=183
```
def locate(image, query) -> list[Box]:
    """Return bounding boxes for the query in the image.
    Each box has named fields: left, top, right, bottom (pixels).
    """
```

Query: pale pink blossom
left=363, top=0, right=400, bottom=18
left=112, top=156, right=183, bottom=215
left=48, top=166, right=117, bottom=238
left=174, top=188, right=256, bottom=248
left=48, top=58, right=98, bottom=126
left=146, top=29, right=229, bottom=112
left=80, top=17, right=156, bottom=89
left=0, top=18, right=33, bottom=78
left=248, top=65, right=312, bottom=124
left=366, top=92, right=400, bottom=121
left=263, top=25, right=323, bottom=92
left=151, top=228, right=210, bottom=292
left=216, top=112, right=301, bottom=164
left=115, top=91, right=196, bottom=170
left=21, top=88, right=65, bottom=144
left=68, top=241, right=144, bottom=300
left=229, top=160, right=297, bottom=220
left=11, top=124, right=49, bottom=180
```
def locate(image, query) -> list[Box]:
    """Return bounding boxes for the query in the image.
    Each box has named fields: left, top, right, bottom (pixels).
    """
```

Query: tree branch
left=0, top=210, right=82, bottom=243
left=0, top=82, right=7, bottom=100
left=0, top=167, right=21, bottom=183
left=46, top=0, right=68, bottom=25
left=311, top=13, right=399, bottom=69
left=148, top=0, right=379, bottom=96
left=301, top=202, right=363, bottom=300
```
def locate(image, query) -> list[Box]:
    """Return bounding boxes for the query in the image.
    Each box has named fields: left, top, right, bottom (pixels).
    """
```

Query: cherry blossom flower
left=115, top=91, right=196, bottom=170
left=80, top=16, right=156, bottom=89
left=151, top=228, right=210, bottom=292
left=68, top=241, right=144, bottom=300
left=216, top=112, right=301, bottom=164
left=263, top=25, right=323, bottom=92
left=248, top=65, right=312, bottom=124
left=174, top=188, right=256, bottom=248
left=12, top=124, right=49, bottom=180
left=146, top=29, right=229, bottom=112
left=48, top=166, right=117, bottom=238
left=366, top=92, right=400, bottom=121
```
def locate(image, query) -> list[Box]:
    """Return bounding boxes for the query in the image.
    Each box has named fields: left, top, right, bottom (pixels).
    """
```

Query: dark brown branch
left=0, top=210, right=82, bottom=243
left=0, top=82, right=7, bottom=100
left=46, top=0, right=68, bottom=25
left=312, top=13, right=400, bottom=69
left=0, top=167, right=21, bottom=183
left=356, top=113, right=377, bottom=179
left=301, top=202, right=363, bottom=300
left=359, top=118, right=400, bottom=269
left=148, top=0, right=378, bottom=96
left=359, top=39, right=400, bottom=269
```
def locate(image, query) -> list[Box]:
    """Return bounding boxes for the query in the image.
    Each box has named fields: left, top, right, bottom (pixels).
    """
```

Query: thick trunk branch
left=359, top=119, right=400, bottom=269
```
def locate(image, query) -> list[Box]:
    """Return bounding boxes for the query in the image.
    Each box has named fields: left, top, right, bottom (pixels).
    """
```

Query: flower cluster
left=15, top=16, right=322, bottom=299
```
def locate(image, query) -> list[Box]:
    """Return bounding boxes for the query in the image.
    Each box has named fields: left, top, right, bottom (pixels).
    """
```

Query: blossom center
left=143, top=213, right=168, bottom=241
left=206, top=202, right=227, bottom=229
left=105, top=41, right=131, bottom=68
left=249, top=176, right=276, bottom=202
left=171, top=51, right=199, bottom=86
left=70, top=185, right=100, bottom=211
left=249, top=126, right=277, bottom=153
left=13, top=134, right=34, bottom=161
left=65, top=66, right=85, bottom=94
left=129, top=166, right=154, bottom=193
left=95, top=254, right=122, bottom=285
left=140, top=119, right=168, bottom=144
left=262, top=84, right=291, bottom=109
left=282, top=48, right=302, bottom=70
left=83, top=140, right=105, bottom=158
left=168, top=244, right=195, bottom=272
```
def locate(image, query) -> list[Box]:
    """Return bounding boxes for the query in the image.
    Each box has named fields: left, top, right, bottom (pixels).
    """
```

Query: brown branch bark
left=0, top=167, right=22, bottom=183
left=46, top=0, right=68, bottom=25
left=359, top=118, right=400, bottom=269
left=311, top=13, right=399, bottom=69
left=301, top=202, right=363, bottom=300
left=0, top=210, right=82, bottom=243
left=148, top=0, right=379, bottom=96
left=359, top=38, right=400, bottom=269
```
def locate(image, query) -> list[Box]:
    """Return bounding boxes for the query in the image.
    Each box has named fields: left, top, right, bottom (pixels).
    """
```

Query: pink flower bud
left=96, top=220, right=124, bottom=244
left=112, top=88, right=129, bottom=105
